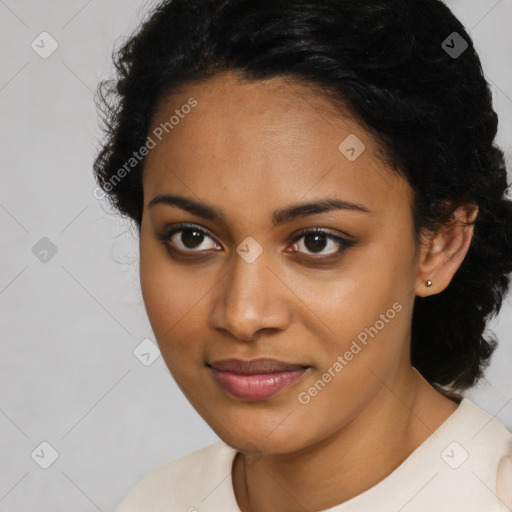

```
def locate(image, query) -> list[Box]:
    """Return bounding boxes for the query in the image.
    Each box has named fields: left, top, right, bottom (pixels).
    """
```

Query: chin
left=214, top=419, right=310, bottom=456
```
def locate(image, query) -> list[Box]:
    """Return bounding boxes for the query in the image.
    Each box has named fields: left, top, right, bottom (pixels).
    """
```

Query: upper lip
left=208, top=358, right=310, bottom=375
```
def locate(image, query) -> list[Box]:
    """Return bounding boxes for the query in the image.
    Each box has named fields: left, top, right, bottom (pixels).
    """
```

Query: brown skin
left=139, top=70, right=478, bottom=511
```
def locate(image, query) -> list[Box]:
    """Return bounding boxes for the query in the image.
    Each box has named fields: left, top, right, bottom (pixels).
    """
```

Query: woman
left=93, top=0, right=512, bottom=510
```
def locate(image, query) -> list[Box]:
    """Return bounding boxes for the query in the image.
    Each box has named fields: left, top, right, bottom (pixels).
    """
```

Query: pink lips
left=208, top=358, right=310, bottom=401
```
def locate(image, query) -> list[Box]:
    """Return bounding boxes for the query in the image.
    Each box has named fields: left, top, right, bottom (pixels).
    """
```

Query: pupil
left=305, top=233, right=327, bottom=253
left=182, top=229, right=203, bottom=249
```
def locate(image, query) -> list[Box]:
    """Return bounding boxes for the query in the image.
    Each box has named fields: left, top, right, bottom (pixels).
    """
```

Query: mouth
left=206, top=358, right=311, bottom=401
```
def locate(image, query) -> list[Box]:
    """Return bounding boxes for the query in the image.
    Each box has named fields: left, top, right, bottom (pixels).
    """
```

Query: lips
left=207, top=358, right=311, bottom=401
left=208, top=357, right=309, bottom=375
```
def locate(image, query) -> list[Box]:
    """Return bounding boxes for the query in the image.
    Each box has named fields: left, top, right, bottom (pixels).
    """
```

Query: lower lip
left=210, top=367, right=309, bottom=401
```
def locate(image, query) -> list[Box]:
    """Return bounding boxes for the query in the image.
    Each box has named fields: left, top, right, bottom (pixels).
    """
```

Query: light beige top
left=116, top=398, right=512, bottom=512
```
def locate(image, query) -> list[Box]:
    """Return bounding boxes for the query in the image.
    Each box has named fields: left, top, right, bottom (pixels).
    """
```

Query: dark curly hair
left=93, top=0, right=512, bottom=398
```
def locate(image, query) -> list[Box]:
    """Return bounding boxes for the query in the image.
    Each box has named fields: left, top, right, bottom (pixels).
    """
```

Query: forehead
left=142, top=71, right=412, bottom=220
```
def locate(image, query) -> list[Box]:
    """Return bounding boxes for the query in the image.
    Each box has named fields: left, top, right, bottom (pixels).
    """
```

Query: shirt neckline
left=224, top=397, right=470, bottom=511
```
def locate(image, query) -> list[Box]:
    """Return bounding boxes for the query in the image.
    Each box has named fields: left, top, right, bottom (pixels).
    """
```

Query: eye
left=286, top=228, right=355, bottom=260
left=156, top=223, right=221, bottom=256
left=156, top=223, right=355, bottom=262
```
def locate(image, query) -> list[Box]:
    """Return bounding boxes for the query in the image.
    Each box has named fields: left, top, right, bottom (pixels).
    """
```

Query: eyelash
left=155, top=223, right=355, bottom=263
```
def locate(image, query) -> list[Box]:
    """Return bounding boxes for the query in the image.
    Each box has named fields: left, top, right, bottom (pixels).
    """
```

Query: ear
left=415, top=203, right=479, bottom=297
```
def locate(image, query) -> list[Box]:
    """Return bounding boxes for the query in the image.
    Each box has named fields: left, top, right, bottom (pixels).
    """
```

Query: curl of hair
left=93, top=0, right=512, bottom=397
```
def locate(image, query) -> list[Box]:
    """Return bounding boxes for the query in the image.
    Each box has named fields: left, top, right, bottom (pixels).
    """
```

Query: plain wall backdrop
left=1, top=0, right=511, bottom=510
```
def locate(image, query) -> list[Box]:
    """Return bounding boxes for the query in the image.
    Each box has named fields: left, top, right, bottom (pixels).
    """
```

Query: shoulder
left=115, top=441, right=238, bottom=512
left=457, top=398, right=512, bottom=458
left=442, top=398, right=512, bottom=510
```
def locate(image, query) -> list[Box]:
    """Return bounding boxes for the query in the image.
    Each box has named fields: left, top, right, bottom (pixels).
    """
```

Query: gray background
left=1, top=0, right=511, bottom=510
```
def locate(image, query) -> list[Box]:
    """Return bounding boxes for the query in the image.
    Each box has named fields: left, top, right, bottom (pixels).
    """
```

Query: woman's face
left=139, top=71, right=423, bottom=454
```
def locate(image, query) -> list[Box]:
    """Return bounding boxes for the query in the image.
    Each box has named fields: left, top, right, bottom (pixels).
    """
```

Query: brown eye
left=156, top=224, right=355, bottom=263
left=156, top=224, right=221, bottom=255
left=302, top=232, right=329, bottom=253
left=287, top=228, right=355, bottom=260
left=178, top=228, right=207, bottom=249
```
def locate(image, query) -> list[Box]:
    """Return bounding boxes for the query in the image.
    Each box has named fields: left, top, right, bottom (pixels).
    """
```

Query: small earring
left=425, top=280, right=433, bottom=287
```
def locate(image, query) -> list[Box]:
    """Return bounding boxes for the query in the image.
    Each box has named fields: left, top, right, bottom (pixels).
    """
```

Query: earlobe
left=414, top=204, right=478, bottom=297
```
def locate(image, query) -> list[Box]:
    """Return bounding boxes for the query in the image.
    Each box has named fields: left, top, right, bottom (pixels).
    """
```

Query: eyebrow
left=148, top=194, right=372, bottom=227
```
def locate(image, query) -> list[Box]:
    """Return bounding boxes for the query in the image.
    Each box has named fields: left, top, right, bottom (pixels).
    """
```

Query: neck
left=233, top=367, right=458, bottom=512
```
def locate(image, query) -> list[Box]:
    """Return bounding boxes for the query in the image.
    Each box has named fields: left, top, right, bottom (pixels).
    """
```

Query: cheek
left=297, top=242, right=414, bottom=381
left=291, top=283, right=410, bottom=439
left=298, top=247, right=407, bottom=338
left=139, top=243, right=195, bottom=348
left=140, top=251, right=177, bottom=337
left=139, top=241, right=219, bottom=379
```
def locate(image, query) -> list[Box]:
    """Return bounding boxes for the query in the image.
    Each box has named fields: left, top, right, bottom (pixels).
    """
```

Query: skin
left=139, top=70, right=478, bottom=511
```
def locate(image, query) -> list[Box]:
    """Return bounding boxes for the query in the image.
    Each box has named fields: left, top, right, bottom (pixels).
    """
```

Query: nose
left=209, top=251, right=292, bottom=342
